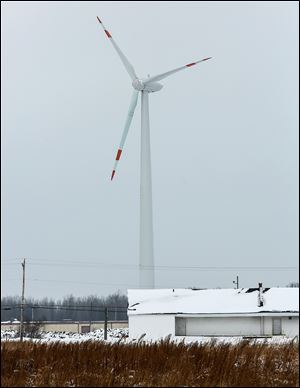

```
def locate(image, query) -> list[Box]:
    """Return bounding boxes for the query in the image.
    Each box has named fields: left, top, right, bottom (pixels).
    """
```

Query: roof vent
left=258, top=282, right=264, bottom=307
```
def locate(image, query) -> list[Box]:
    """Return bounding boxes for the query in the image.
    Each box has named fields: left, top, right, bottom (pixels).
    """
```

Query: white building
left=128, top=286, right=299, bottom=341
left=1, top=320, right=128, bottom=334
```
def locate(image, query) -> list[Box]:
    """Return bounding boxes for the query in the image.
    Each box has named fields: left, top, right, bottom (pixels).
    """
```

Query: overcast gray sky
left=1, top=1, right=299, bottom=300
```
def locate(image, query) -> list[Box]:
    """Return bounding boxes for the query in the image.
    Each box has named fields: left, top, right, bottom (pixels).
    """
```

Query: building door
left=175, top=317, right=186, bottom=336
left=81, top=325, right=91, bottom=334
left=272, top=318, right=282, bottom=335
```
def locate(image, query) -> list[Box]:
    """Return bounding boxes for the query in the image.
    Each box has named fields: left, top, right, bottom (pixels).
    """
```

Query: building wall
left=282, top=317, right=299, bottom=337
left=177, top=316, right=299, bottom=337
left=129, top=314, right=299, bottom=340
left=1, top=321, right=128, bottom=334
left=181, top=316, right=261, bottom=336
left=128, top=314, right=174, bottom=340
left=259, top=316, right=299, bottom=337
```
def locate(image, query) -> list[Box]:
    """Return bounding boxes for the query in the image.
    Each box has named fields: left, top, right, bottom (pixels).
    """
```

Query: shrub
left=1, top=339, right=299, bottom=387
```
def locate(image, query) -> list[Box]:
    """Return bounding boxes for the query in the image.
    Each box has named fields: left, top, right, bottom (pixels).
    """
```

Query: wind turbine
left=97, top=16, right=211, bottom=289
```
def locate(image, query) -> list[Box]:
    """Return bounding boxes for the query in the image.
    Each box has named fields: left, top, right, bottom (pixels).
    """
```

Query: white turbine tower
left=97, top=16, right=212, bottom=289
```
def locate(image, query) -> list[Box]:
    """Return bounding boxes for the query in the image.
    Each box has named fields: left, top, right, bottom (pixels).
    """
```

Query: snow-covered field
left=1, top=328, right=129, bottom=343
left=1, top=329, right=296, bottom=345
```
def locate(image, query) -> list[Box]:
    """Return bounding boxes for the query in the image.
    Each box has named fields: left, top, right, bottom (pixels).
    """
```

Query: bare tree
left=23, top=317, right=45, bottom=339
left=286, top=281, right=299, bottom=288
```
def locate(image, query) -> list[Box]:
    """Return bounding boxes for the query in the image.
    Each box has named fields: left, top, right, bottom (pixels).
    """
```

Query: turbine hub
left=132, top=78, right=145, bottom=91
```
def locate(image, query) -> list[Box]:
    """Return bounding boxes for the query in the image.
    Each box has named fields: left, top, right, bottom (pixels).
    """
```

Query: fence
left=1, top=304, right=128, bottom=339
left=1, top=303, right=128, bottom=322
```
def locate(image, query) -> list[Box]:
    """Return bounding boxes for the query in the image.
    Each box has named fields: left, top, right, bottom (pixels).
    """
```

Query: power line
left=2, top=277, right=137, bottom=287
left=26, top=278, right=138, bottom=287
left=1, top=259, right=298, bottom=271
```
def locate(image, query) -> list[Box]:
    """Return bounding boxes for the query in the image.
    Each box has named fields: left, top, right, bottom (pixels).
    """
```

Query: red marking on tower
left=186, top=62, right=196, bottom=67
left=105, top=30, right=112, bottom=38
left=116, top=149, right=122, bottom=161
left=111, top=170, right=116, bottom=180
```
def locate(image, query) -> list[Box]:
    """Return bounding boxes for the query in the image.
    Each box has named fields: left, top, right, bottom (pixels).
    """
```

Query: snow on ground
left=1, top=329, right=296, bottom=345
left=1, top=328, right=129, bottom=344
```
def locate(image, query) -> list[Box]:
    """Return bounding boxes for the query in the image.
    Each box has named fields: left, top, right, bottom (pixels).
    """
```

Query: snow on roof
left=127, top=288, right=299, bottom=315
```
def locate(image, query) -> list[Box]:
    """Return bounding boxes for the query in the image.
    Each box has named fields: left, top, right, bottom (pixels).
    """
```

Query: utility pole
left=20, top=259, right=26, bottom=342
left=104, top=307, right=108, bottom=340
left=89, top=302, right=92, bottom=331
left=233, top=275, right=239, bottom=289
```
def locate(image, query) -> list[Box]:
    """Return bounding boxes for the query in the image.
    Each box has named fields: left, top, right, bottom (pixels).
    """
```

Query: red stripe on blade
left=202, top=57, right=212, bottom=61
left=96, top=16, right=102, bottom=24
left=186, top=62, right=196, bottom=67
left=105, top=30, right=112, bottom=38
left=111, top=170, right=116, bottom=180
left=116, top=149, right=122, bottom=161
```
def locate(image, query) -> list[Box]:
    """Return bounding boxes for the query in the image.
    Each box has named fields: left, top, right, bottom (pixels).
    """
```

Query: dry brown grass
left=1, top=338, right=299, bottom=387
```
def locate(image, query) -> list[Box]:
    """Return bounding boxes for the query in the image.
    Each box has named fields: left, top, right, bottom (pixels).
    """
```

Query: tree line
left=1, top=292, right=128, bottom=322
left=2, top=282, right=298, bottom=323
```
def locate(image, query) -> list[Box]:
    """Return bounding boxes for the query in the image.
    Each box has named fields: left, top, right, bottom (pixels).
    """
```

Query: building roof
left=127, top=287, right=299, bottom=315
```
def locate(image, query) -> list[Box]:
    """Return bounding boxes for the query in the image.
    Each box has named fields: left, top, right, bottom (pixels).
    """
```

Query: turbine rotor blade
left=97, top=16, right=137, bottom=81
left=111, top=90, right=139, bottom=180
left=144, top=57, right=212, bottom=84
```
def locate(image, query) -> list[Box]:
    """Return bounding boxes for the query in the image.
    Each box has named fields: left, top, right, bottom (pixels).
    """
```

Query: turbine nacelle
left=132, top=78, right=163, bottom=93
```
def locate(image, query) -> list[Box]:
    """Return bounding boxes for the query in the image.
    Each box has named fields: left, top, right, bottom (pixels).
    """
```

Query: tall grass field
left=1, top=339, right=299, bottom=387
